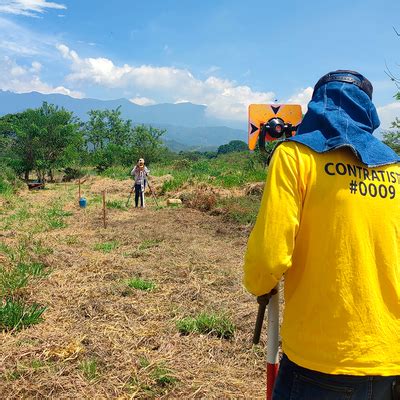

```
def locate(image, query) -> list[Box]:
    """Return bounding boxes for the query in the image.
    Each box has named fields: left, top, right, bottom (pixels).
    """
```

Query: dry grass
left=0, top=177, right=269, bottom=399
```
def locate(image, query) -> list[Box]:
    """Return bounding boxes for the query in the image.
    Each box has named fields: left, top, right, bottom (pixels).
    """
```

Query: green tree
left=0, top=103, right=83, bottom=181
left=129, top=125, right=167, bottom=165
left=382, top=118, right=400, bottom=154
left=217, top=140, right=248, bottom=155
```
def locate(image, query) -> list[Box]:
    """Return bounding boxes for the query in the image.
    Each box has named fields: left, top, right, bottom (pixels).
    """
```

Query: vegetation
left=93, top=241, right=119, bottom=253
left=0, top=299, right=46, bottom=332
left=176, top=312, right=235, bottom=339
left=382, top=118, right=400, bottom=154
left=126, top=277, right=156, bottom=291
left=79, top=359, right=99, bottom=381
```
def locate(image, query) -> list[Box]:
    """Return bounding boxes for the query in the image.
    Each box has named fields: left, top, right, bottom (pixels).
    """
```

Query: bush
left=0, top=165, right=23, bottom=195
left=100, top=166, right=131, bottom=180
left=62, top=167, right=84, bottom=182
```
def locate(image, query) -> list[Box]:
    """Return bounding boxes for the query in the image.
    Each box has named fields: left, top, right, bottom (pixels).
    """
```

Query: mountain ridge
left=0, top=90, right=246, bottom=150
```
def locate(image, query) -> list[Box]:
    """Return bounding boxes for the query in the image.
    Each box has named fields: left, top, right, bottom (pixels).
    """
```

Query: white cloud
left=0, top=56, right=83, bottom=97
left=377, top=102, right=400, bottom=129
left=0, top=0, right=66, bottom=17
left=0, top=16, right=57, bottom=56
left=57, top=44, right=277, bottom=120
left=129, top=96, right=156, bottom=106
left=287, top=87, right=313, bottom=113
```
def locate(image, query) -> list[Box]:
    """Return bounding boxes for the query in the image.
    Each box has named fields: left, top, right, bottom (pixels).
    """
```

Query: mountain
left=0, top=91, right=246, bottom=150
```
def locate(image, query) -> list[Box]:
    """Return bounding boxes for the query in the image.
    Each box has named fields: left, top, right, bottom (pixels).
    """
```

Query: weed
left=65, top=235, right=79, bottom=245
left=106, top=200, right=126, bottom=210
left=79, top=358, right=98, bottom=381
left=45, top=206, right=72, bottom=230
left=32, top=241, right=53, bottom=256
left=100, top=166, right=130, bottom=180
left=0, top=299, right=46, bottom=331
left=138, top=356, right=150, bottom=368
left=138, top=239, right=163, bottom=251
left=126, top=277, right=156, bottom=291
left=0, top=266, right=29, bottom=297
left=127, top=357, right=177, bottom=395
left=217, top=195, right=261, bottom=225
left=30, top=359, right=46, bottom=369
left=17, top=262, right=49, bottom=278
left=152, top=363, right=178, bottom=386
left=176, top=312, right=235, bottom=339
left=93, top=240, right=119, bottom=253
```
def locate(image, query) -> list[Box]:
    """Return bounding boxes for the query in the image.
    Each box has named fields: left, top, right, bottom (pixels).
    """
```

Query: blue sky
left=0, top=0, right=400, bottom=128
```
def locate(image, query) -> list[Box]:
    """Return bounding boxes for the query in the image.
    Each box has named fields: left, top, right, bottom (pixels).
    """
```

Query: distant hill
left=0, top=91, right=246, bottom=150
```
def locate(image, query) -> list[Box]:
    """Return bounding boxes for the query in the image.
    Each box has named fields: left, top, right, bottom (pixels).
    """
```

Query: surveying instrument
left=248, top=103, right=302, bottom=400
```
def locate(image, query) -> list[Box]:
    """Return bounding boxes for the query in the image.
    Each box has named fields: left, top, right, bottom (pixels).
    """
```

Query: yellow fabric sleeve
left=243, top=144, right=302, bottom=296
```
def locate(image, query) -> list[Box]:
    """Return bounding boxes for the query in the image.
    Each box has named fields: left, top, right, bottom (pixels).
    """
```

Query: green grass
left=100, top=166, right=131, bottom=180
left=0, top=299, right=46, bottom=331
left=126, top=277, right=156, bottom=291
left=93, top=240, right=119, bottom=253
left=0, top=242, right=50, bottom=296
left=176, top=312, right=235, bottom=339
left=17, top=262, right=49, bottom=278
left=79, top=359, right=98, bottom=381
left=0, top=266, right=29, bottom=297
left=138, top=239, right=163, bottom=251
left=154, top=152, right=267, bottom=193
left=32, top=240, right=53, bottom=256
left=2, top=207, right=31, bottom=229
left=106, top=199, right=126, bottom=210
left=45, top=206, right=73, bottom=230
left=152, top=363, right=178, bottom=387
left=127, top=357, right=177, bottom=396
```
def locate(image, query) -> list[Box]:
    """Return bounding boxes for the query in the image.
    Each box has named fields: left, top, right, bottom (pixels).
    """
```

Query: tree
left=217, top=140, right=248, bottom=155
left=129, top=125, right=167, bottom=165
left=382, top=118, right=400, bottom=154
left=0, top=102, right=83, bottom=181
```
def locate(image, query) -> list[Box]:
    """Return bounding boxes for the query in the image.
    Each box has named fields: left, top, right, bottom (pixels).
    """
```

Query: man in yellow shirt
left=244, top=71, right=400, bottom=399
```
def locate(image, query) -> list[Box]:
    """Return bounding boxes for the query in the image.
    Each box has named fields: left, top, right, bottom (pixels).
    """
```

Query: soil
left=0, top=179, right=268, bottom=399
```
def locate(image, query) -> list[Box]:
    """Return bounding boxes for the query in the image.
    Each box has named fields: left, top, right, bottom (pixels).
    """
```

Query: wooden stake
left=102, top=190, right=106, bottom=228
left=78, top=179, right=81, bottom=201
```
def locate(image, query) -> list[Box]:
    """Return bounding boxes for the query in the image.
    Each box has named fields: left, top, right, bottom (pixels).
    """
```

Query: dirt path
left=1, top=180, right=267, bottom=399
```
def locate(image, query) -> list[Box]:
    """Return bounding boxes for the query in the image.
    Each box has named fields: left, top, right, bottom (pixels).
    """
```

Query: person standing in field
left=243, top=70, right=400, bottom=399
left=131, top=158, right=150, bottom=208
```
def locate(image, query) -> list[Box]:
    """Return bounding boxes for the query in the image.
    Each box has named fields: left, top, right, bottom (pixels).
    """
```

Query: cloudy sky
left=0, top=0, right=400, bottom=128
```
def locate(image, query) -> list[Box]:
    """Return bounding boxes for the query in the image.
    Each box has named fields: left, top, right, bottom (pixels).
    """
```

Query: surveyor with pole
left=130, top=158, right=150, bottom=208
left=243, top=70, right=400, bottom=399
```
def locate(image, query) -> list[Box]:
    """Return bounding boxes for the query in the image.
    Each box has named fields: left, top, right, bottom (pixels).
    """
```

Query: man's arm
left=243, top=144, right=303, bottom=296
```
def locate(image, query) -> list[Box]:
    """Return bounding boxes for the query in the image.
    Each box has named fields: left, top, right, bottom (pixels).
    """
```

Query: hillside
left=0, top=91, right=246, bottom=149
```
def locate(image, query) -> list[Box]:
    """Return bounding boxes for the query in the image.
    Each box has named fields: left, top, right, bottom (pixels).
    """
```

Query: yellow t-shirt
left=243, top=141, right=400, bottom=375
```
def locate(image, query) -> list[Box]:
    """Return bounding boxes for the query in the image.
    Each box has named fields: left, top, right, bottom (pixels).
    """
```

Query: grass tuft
left=176, top=312, right=235, bottom=339
left=79, top=358, right=98, bottom=381
left=93, top=240, right=119, bottom=253
left=138, top=239, right=163, bottom=251
left=0, top=299, right=46, bottom=331
left=106, top=200, right=126, bottom=210
left=126, top=277, right=156, bottom=291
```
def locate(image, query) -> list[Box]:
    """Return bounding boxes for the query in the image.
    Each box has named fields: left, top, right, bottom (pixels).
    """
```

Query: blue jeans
left=273, top=354, right=400, bottom=400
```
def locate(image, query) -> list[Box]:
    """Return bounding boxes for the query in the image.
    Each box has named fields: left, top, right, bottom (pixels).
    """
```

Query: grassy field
left=0, top=154, right=271, bottom=398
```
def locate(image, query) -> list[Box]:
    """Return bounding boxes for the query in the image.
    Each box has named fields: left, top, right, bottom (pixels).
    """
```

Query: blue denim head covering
left=288, top=70, right=400, bottom=167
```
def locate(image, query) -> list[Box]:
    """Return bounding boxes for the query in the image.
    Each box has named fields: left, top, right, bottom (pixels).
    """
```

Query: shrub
left=62, top=167, right=84, bottom=182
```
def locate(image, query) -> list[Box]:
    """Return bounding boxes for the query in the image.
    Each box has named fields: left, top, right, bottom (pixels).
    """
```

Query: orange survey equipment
left=248, top=104, right=303, bottom=151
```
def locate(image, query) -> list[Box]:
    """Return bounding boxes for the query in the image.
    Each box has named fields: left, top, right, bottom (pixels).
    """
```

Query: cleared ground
left=0, top=178, right=267, bottom=399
